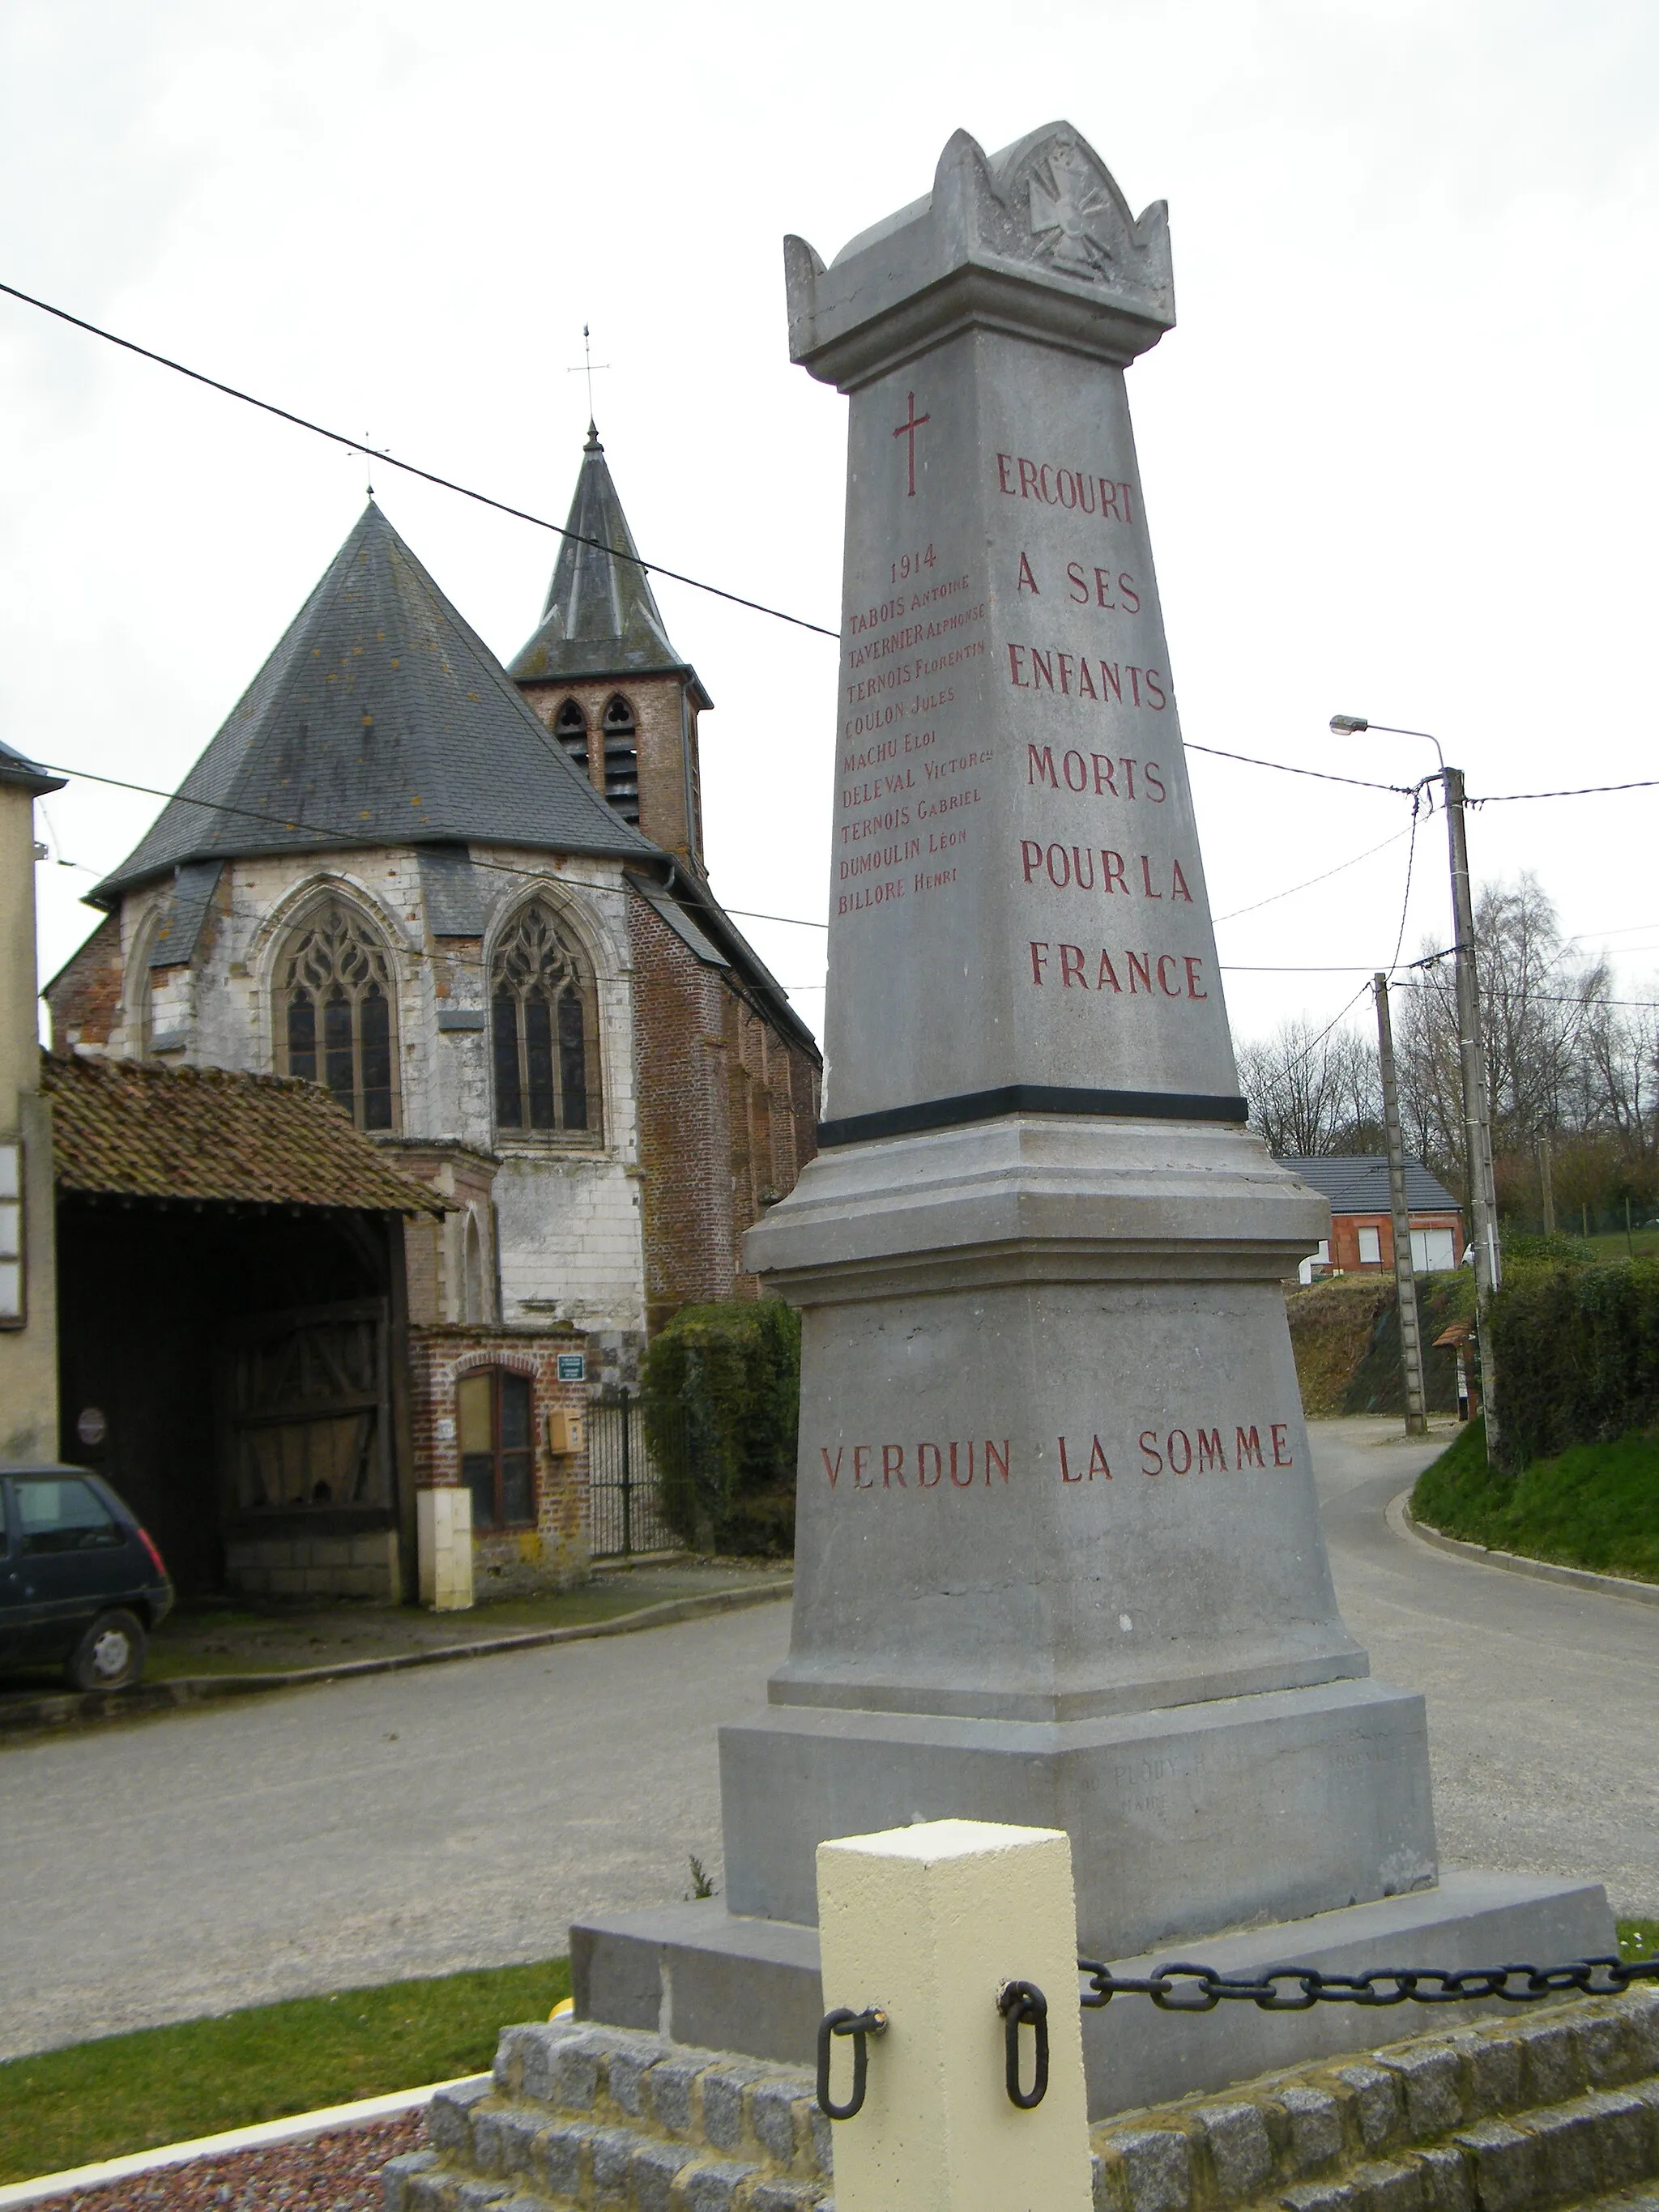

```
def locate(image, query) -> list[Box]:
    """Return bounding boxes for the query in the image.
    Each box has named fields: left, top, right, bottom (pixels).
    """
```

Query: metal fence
left=586, top=1387, right=679, bottom=1559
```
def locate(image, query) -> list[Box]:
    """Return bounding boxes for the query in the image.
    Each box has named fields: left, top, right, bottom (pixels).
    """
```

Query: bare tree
left=1238, top=1018, right=1380, bottom=1156
left=1243, top=876, right=1658, bottom=1213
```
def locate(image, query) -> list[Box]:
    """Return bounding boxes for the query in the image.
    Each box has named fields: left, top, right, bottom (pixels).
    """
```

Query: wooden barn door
left=220, top=1298, right=394, bottom=1517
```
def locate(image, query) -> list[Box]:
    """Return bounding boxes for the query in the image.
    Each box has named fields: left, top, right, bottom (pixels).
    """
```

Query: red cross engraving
left=892, top=390, right=931, bottom=497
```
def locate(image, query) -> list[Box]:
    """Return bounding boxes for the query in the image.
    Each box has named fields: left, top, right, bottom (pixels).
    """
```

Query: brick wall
left=628, top=891, right=821, bottom=1335
left=522, top=676, right=704, bottom=863
left=45, top=913, right=125, bottom=1051
left=1329, top=1210, right=1466, bottom=1272
left=408, top=1323, right=592, bottom=1594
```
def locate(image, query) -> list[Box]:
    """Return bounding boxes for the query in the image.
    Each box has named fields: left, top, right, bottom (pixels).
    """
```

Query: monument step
left=382, top=1991, right=1659, bottom=2212
left=572, top=1873, right=1617, bottom=2116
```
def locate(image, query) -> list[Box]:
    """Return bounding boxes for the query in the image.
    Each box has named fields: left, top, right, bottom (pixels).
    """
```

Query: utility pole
left=1373, top=972, right=1428, bottom=1437
left=1538, top=1133, right=1555, bottom=1235
left=1328, top=719, right=1504, bottom=1464
left=1441, top=768, right=1503, bottom=1461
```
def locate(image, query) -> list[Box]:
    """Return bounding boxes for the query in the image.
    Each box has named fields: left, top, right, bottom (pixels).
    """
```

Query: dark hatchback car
left=0, top=1464, right=173, bottom=1690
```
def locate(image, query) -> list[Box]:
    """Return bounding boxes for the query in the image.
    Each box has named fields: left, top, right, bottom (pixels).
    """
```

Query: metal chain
left=1077, top=1954, right=1659, bottom=2014
left=816, top=2006, right=888, bottom=2120
left=997, top=1980, right=1050, bottom=2108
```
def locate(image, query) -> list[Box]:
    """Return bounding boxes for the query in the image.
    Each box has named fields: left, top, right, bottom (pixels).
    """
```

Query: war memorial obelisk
left=574, top=122, right=1611, bottom=2112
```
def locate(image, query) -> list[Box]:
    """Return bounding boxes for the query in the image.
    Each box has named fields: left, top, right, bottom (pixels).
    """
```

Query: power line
left=1386, top=797, right=1421, bottom=977
left=1475, top=779, right=1659, bottom=803
left=1184, top=741, right=1418, bottom=795
left=0, top=279, right=840, bottom=642
left=32, top=756, right=830, bottom=1021
left=1211, top=822, right=1412, bottom=924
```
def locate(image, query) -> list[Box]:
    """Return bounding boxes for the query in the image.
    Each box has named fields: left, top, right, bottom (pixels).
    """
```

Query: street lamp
left=1329, top=714, right=1503, bottom=1462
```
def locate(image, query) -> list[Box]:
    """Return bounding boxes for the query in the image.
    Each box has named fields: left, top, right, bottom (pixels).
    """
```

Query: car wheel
left=65, top=1609, right=147, bottom=1692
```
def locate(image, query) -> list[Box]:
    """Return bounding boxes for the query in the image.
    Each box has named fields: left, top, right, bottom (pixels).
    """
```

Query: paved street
left=1311, top=1417, right=1659, bottom=1930
left=2, top=1420, right=1656, bottom=2060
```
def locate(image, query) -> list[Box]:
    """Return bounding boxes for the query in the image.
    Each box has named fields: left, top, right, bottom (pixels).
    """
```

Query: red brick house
left=1277, top=1155, right=1465, bottom=1285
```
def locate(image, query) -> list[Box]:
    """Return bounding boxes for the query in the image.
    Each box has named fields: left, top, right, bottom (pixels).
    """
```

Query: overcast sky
left=4, top=0, right=1656, bottom=1055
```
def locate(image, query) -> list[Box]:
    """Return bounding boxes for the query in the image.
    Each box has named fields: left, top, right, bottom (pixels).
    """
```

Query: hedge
left=1491, top=1257, right=1659, bottom=1467
left=640, top=1298, right=800, bottom=1555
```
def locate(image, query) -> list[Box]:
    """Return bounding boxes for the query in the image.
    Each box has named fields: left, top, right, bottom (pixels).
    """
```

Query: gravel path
left=22, top=2112, right=424, bottom=2211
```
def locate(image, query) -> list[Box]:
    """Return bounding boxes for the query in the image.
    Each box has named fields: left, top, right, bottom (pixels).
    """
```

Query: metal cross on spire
left=565, top=324, right=612, bottom=435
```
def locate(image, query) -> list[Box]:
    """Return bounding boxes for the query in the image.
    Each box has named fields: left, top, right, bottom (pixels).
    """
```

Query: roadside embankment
left=1412, top=1417, right=1659, bottom=1586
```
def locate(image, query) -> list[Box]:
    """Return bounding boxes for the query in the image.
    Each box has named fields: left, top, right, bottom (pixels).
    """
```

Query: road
left=2, top=1418, right=1655, bottom=2059
left=1310, top=1416, right=1659, bottom=1929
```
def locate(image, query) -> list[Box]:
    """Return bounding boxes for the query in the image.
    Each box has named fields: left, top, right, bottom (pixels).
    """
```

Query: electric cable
left=0, top=279, right=839, bottom=641
left=1212, top=823, right=1412, bottom=925
left=1183, top=740, right=1418, bottom=795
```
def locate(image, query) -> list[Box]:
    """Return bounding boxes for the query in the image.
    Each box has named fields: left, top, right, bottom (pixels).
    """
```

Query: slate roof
left=509, top=429, right=710, bottom=701
left=94, top=503, right=659, bottom=903
left=42, top=1051, right=445, bottom=1216
left=147, top=861, right=222, bottom=970
left=0, top=735, right=65, bottom=796
left=1277, top=1155, right=1462, bottom=1216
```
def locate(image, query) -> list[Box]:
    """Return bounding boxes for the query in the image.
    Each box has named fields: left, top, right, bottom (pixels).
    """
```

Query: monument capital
left=785, top=123, right=1175, bottom=391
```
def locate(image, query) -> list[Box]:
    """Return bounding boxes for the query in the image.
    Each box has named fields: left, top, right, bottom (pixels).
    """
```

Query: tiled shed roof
left=42, top=1051, right=445, bottom=1216
left=93, top=501, right=658, bottom=902
left=1277, top=1154, right=1462, bottom=1216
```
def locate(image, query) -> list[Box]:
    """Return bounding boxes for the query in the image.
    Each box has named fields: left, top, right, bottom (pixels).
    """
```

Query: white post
left=417, top=1485, right=474, bottom=1611
left=815, top=1818, right=1094, bottom=2212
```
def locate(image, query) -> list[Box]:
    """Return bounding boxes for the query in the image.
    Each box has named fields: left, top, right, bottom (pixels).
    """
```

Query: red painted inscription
left=996, top=454, right=1135, bottom=521
left=821, top=1441, right=1013, bottom=1490
left=1021, top=842, right=1193, bottom=901
left=1008, top=644, right=1167, bottom=708
left=1029, top=943, right=1209, bottom=999
left=1137, top=1424, right=1294, bottom=1475
left=1027, top=748, right=1166, bottom=801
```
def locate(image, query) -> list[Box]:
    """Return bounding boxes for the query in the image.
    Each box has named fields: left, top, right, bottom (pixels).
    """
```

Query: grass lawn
left=0, top=1956, right=570, bottom=2184
left=1586, top=1226, right=1659, bottom=1264
left=1411, top=1419, right=1659, bottom=1584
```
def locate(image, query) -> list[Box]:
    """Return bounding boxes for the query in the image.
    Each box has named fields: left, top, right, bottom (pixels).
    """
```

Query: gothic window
left=458, top=1367, right=535, bottom=1530
left=490, top=901, right=598, bottom=1140
left=554, top=698, right=589, bottom=774
left=277, top=898, right=398, bottom=1131
left=600, top=693, right=639, bottom=823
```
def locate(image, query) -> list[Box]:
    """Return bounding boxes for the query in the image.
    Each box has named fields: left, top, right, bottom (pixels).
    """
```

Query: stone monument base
left=718, top=1678, right=1438, bottom=1949
left=572, top=1871, right=1617, bottom=2119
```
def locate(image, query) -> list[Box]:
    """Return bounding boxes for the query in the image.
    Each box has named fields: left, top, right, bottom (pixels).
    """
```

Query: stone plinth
left=572, top=1874, right=1618, bottom=2120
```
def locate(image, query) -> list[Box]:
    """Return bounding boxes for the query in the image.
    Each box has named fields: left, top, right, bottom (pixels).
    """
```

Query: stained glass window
left=279, top=899, right=398, bottom=1131
left=491, top=901, right=596, bottom=1140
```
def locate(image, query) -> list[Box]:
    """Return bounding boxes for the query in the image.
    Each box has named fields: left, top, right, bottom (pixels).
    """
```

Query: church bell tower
left=510, top=428, right=710, bottom=870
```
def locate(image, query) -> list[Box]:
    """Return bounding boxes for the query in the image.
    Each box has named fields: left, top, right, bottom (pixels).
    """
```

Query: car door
left=0, top=1481, right=23, bottom=1663
left=9, top=1473, right=133, bottom=1664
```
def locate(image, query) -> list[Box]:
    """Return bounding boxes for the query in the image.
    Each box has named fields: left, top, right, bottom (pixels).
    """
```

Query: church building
left=45, top=433, right=821, bottom=1602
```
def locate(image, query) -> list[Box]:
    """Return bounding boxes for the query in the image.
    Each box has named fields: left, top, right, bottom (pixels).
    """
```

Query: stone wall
left=386, top=1988, right=1659, bottom=2212
left=225, top=1527, right=400, bottom=1604
left=409, top=1323, right=592, bottom=1594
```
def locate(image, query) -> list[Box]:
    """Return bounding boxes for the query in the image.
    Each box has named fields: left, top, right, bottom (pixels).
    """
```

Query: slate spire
left=96, top=502, right=657, bottom=902
left=508, top=432, right=693, bottom=684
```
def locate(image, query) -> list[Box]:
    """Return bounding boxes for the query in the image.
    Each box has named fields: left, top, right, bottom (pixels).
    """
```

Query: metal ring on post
left=816, top=2005, right=889, bottom=2120
left=997, top=1980, right=1049, bottom=2108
